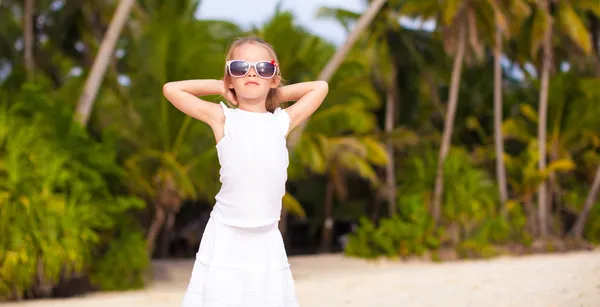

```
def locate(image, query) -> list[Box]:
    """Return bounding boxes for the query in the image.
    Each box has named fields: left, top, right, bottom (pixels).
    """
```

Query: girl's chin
left=236, top=91, right=269, bottom=101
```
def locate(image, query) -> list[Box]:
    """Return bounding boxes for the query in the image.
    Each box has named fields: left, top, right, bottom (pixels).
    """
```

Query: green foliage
left=456, top=201, right=532, bottom=258
left=345, top=146, right=530, bottom=259
left=0, top=85, right=147, bottom=300
left=584, top=202, right=600, bottom=243
left=110, top=6, right=245, bottom=207
left=344, top=193, right=441, bottom=259
left=564, top=189, right=600, bottom=244
left=89, top=224, right=149, bottom=290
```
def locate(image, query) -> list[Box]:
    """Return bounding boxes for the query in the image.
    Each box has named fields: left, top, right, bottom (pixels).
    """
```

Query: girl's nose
left=247, top=66, right=257, bottom=77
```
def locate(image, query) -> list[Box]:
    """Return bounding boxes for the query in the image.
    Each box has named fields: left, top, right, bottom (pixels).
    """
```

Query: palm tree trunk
left=317, top=0, right=387, bottom=81
left=570, top=164, right=600, bottom=239
left=525, top=196, right=537, bottom=235
left=570, top=42, right=600, bottom=239
left=159, top=212, right=175, bottom=258
left=74, top=0, right=135, bottom=126
left=431, top=22, right=467, bottom=226
left=23, top=0, right=35, bottom=78
left=493, top=24, right=508, bottom=210
left=537, top=0, right=552, bottom=238
left=548, top=139, right=562, bottom=234
left=146, top=205, right=165, bottom=256
left=319, top=178, right=335, bottom=253
left=590, top=14, right=600, bottom=80
left=372, top=191, right=381, bottom=222
left=287, top=0, right=387, bottom=149
left=385, top=59, right=398, bottom=216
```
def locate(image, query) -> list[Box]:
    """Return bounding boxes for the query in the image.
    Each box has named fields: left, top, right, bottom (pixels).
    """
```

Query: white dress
left=181, top=102, right=299, bottom=307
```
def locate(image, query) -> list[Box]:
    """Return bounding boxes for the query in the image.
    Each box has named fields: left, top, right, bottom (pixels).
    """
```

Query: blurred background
left=1, top=0, right=600, bottom=302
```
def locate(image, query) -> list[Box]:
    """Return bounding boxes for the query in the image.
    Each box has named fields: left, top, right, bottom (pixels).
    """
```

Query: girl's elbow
left=317, top=80, right=329, bottom=93
left=162, top=82, right=181, bottom=100
left=163, top=82, right=175, bottom=95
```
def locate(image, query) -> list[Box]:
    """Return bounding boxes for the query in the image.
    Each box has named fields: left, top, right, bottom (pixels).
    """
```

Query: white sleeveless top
left=211, top=102, right=290, bottom=227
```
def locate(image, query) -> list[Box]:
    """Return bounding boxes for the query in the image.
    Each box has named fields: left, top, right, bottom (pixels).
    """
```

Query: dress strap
left=219, top=101, right=232, bottom=136
left=219, top=101, right=231, bottom=117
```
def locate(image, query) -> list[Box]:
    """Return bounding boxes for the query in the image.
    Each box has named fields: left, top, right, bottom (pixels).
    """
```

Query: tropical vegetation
left=1, top=0, right=599, bottom=301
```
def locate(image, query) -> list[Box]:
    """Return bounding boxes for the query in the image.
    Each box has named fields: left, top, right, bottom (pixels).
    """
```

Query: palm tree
left=286, top=0, right=388, bottom=149
left=88, top=0, right=239, bottom=256
left=384, top=59, right=398, bottom=215
left=502, top=70, right=600, bottom=236
left=0, top=1, right=21, bottom=70
left=492, top=1, right=509, bottom=208
left=1, top=0, right=37, bottom=80
left=23, top=0, right=35, bottom=78
left=503, top=140, right=576, bottom=234
left=432, top=21, right=466, bottom=226
left=522, top=0, right=598, bottom=237
left=74, top=0, right=135, bottom=126
left=493, top=18, right=509, bottom=207
left=494, top=0, right=531, bottom=213
left=593, top=13, right=600, bottom=76
left=260, top=30, right=387, bottom=251
left=317, top=136, right=387, bottom=252
left=282, top=44, right=387, bottom=248
left=570, top=165, right=600, bottom=239
left=318, top=2, right=447, bottom=217
left=535, top=0, right=552, bottom=238
left=318, top=3, right=400, bottom=216
left=0, top=0, right=119, bottom=89
left=289, top=53, right=386, bottom=250
left=570, top=11, right=600, bottom=239
left=401, top=0, right=500, bottom=225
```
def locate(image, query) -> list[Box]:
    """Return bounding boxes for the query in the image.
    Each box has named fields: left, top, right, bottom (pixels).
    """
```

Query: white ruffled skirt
left=181, top=216, right=299, bottom=307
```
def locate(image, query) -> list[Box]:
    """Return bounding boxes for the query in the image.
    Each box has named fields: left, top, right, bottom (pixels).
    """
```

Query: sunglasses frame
left=226, top=60, right=278, bottom=79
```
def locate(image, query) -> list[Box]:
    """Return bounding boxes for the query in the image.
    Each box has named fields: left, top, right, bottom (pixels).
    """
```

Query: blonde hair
left=223, top=36, right=283, bottom=113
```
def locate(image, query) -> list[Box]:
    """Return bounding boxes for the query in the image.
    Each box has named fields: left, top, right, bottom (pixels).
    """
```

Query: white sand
left=3, top=250, right=600, bottom=307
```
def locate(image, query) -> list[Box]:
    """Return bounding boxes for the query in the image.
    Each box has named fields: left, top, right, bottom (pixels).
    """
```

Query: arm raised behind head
left=276, top=81, right=329, bottom=131
left=162, top=79, right=236, bottom=128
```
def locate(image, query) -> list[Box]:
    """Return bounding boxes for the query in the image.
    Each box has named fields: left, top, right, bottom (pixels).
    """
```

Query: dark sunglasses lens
left=229, top=61, right=249, bottom=76
left=256, top=62, right=276, bottom=77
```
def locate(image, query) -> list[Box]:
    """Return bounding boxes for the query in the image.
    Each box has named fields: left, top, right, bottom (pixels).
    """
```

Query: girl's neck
left=236, top=97, right=268, bottom=113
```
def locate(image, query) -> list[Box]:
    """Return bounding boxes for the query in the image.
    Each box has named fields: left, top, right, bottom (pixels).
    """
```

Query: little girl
left=163, top=36, right=329, bottom=307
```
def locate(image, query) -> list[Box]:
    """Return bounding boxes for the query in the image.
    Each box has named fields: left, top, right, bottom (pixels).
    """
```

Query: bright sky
left=195, top=0, right=366, bottom=45
left=195, top=2, right=530, bottom=80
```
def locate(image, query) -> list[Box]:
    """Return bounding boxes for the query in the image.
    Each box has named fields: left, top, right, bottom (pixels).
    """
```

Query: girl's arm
left=162, top=79, right=233, bottom=127
left=277, top=81, right=329, bottom=131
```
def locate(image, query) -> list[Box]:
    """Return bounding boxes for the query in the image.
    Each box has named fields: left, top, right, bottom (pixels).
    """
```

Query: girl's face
left=226, top=43, right=280, bottom=105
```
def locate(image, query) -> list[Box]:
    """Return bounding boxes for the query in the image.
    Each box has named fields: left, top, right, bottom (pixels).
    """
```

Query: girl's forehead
left=231, top=43, right=274, bottom=61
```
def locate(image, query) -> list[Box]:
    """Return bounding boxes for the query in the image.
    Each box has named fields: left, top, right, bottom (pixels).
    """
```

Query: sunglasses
left=226, top=60, right=279, bottom=79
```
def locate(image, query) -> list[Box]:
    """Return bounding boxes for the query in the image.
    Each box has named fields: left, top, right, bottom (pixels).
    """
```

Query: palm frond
left=283, top=192, right=306, bottom=218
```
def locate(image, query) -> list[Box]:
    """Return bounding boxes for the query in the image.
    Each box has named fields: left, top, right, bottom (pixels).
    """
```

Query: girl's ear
left=270, top=76, right=281, bottom=89
left=223, top=76, right=234, bottom=89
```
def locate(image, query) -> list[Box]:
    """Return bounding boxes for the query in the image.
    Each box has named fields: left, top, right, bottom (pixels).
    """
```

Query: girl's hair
left=223, top=36, right=283, bottom=113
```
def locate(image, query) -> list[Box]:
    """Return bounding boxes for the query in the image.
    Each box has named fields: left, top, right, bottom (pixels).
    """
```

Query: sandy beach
left=3, top=249, right=600, bottom=307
